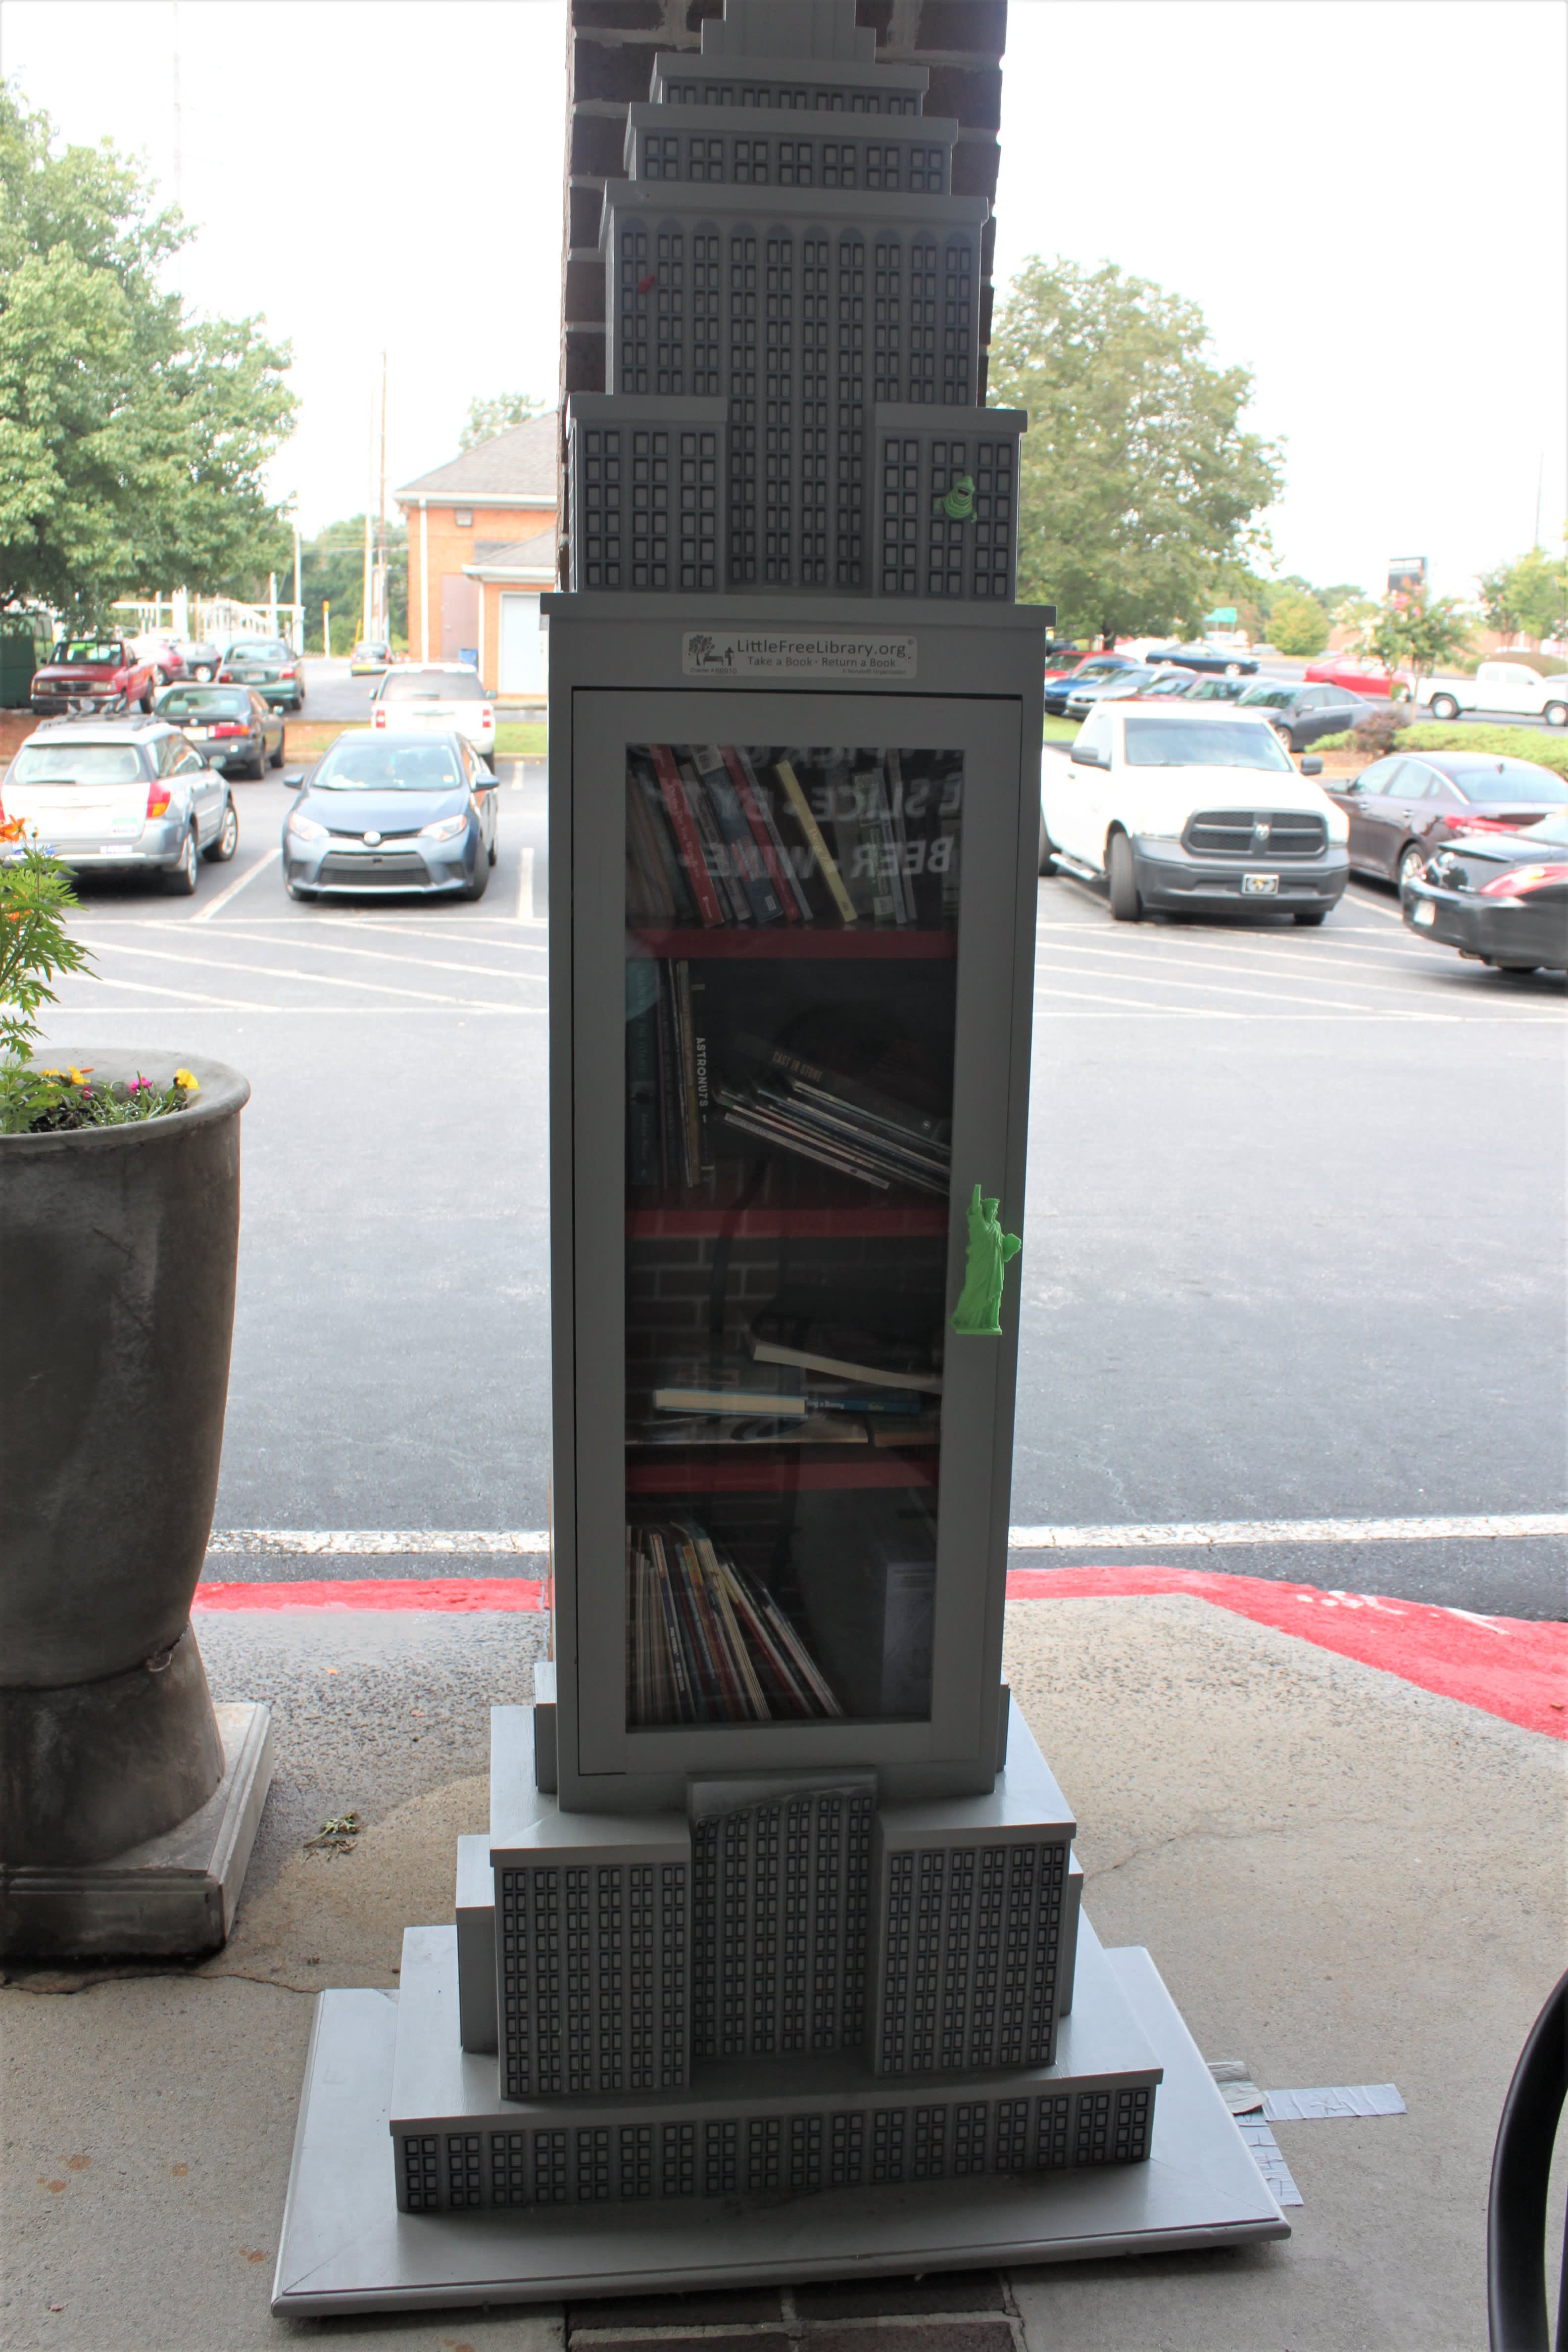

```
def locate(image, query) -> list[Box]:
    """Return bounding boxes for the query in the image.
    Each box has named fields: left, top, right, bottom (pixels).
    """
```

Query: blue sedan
left=281, top=729, right=499, bottom=901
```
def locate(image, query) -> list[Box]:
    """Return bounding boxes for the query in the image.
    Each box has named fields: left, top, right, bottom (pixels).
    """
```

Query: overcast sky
left=3, top=0, right=1563, bottom=601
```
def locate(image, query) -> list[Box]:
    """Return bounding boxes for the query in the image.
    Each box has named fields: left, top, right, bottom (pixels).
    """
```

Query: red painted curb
left=191, top=1566, right=1567, bottom=1741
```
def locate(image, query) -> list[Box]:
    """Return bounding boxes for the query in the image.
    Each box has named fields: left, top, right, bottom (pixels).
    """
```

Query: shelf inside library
left=625, top=1453, right=939, bottom=1495
left=629, top=926, right=959, bottom=962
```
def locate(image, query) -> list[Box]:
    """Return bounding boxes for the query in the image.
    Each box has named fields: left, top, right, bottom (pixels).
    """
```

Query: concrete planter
left=0, top=1052, right=255, bottom=1911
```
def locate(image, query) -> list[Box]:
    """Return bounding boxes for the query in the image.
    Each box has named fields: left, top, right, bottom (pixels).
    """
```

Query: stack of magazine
left=627, top=1521, right=843, bottom=1725
left=626, top=744, right=961, bottom=931
left=719, top=1031, right=952, bottom=1197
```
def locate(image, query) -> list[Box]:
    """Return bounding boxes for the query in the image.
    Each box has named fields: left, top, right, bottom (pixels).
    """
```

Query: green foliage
left=1361, top=592, right=1475, bottom=694
left=1477, top=546, right=1568, bottom=645
left=459, top=392, right=546, bottom=453
left=989, top=258, right=1282, bottom=645
left=1310, top=721, right=1568, bottom=777
left=1268, top=588, right=1331, bottom=657
left=0, top=1060, right=199, bottom=1134
left=0, top=821, right=91, bottom=1063
left=298, top=514, right=408, bottom=652
left=0, top=85, right=298, bottom=614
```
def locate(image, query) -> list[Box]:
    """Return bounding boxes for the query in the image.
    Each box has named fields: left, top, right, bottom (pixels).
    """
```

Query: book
left=774, top=756, right=858, bottom=924
left=730, top=1030, right=951, bottom=1148
left=854, top=763, right=906, bottom=926
left=718, top=1083, right=949, bottom=1196
left=748, top=1313, right=944, bottom=1395
left=687, top=744, right=784, bottom=926
left=675, top=961, right=713, bottom=1183
left=650, top=744, right=725, bottom=925
left=726, top=747, right=807, bottom=923
left=676, top=752, right=751, bottom=924
left=629, top=753, right=695, bottom=921
left=626, top=1519, right=843, bottom=1724
left=629, top=1413, right=871, bottom=1447
left=653, top=1386, right=926, bottom=1418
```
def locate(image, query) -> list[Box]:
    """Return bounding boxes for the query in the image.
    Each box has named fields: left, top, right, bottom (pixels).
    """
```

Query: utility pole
left=378, top=349, right=389, bottom=647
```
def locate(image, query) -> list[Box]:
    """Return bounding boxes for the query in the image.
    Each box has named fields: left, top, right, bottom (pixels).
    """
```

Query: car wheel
left=139, top=687, right=154, bottom=713
left=1544, top=702, right=1568, bottom=728
left=245, top=741, right=266, bottom=780
left=195, top=665, right=213, bottom=682
left=1106, top=832, right=1141, bottom=922
left=204, top=801, right=239, bottom=863
left=487, top=837, right=498, bottom=867
left=269, top=728, right=286, bottom=769
left=1038, top=812, right=1061, bottom=876
left=1494, top=963, right=1540, bottom=974
left=1292, top=909, right=1328, bottom=926
left=163, top=825, right=199, bottom=896
left=462, top=861, right=490, bottom=901
left=1429, top=694, right=1460, bottom=721
left=1225, top=661, right=1243, bottom=677
left=1396, top=844, right=1427, bottom=891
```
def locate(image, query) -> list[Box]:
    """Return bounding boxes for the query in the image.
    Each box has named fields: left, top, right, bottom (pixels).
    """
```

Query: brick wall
left=556, top=0, right=1008, bottom=580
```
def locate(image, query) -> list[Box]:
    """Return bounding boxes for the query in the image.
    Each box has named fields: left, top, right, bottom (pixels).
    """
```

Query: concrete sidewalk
left=2, top=1595, right=1562, bottom=2352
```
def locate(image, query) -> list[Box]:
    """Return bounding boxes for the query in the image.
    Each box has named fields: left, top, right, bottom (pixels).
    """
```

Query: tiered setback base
left=272, top=1930, right=1286, bottom=2316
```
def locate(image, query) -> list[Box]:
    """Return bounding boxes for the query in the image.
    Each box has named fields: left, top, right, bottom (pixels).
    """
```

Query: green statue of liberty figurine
left=950, top=1183, right=1022, bottom=1337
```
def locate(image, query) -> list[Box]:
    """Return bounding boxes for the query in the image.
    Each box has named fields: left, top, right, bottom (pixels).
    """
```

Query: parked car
left=369, top=662, right=495, bottom=768
left=1100, top=668, right=1196, bottom=703
left=350, top=640, right=394, bottom=676
left=153, top=683, right=285, bottom=778
left=1402, top=806, right=1568, bottom=973
left=131, top=634, right=187, bottom=686
left=1417, top=659, right=1568, bottom=727
left=29, top=637, right=156, bottom=717
left=1304, top=653, right=1403, bottom=698
left=1145, top=642, right=1260, bottom=677
left=1038, top=703, right=1349, bottom=922
left=1043, top=652, right=1145, bottom=717
left=1181, top=674, right=1253, bottom=705
left=1233, top=679, right=1380, bottom=751
left=0, top=714, right=237, bottom=892
left=218, top=637, right=306, bottom=710
left=281, top=729, right=498, bottom=901
left=1323, top=750, right=1568, bottom=890
left=173, top=638, right=222, bottom=682
left=1064, top=664, right=1167, bottom=718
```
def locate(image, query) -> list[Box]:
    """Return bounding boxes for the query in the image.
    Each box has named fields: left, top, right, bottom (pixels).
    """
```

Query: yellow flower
left=68, top=1065, right=93, bottom=1084
left=173, top=1068, right=199, bottom=1093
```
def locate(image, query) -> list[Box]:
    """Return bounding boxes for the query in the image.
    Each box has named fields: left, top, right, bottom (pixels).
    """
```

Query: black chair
left=1489, top=1968, right=1568, bottom=2350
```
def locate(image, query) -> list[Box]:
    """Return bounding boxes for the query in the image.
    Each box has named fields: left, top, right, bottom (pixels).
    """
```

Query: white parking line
left=1031, top=951, right=1381, bottom=1014
left=192, top=847, right=281, bottom=923
left=201, top=1511, right=1564, bottom=1557
left=162, top=925, right=547, bottom=987
left=74, top=934, right=530, bottom=1008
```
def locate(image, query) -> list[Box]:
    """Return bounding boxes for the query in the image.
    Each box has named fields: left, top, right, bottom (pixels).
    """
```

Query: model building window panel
left=623, top=742, right=959, bottom=1733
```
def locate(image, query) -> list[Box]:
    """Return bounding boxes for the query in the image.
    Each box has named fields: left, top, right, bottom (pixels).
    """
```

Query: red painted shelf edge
left=627, top=1206, right=948, bottom=1238
left=625, top=1455, right=939, bottom=1494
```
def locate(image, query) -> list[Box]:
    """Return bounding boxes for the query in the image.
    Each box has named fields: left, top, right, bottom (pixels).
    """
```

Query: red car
left=28, top=637, right=156, bottom=717
left=1304, top=653, right=1407, bottom=699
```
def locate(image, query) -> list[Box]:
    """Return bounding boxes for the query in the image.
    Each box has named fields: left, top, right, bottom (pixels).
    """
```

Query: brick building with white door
left=394, top=411, right=560, bottom=699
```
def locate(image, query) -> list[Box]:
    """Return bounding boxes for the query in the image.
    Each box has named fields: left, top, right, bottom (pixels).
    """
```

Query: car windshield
left=1122, top=719, right=1295, bottom=772
left=229, top=641, right=289, bottom=662
left=380, top=668, right=486, bottom=702
left=52, top=642, right=122, bottom=665
left=1450, top=759, right=1567, bottom=805
left=310, top=738, right=465, bottom=790
left=10, top=742, right=145, bottom=785
left=157, top=688, right=248, bottom=718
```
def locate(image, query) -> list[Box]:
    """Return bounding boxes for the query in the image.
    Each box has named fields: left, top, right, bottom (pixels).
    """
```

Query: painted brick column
left=555, top=0, right=1008, bottom=582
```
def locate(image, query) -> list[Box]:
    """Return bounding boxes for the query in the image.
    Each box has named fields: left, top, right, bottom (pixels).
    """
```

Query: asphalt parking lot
left=29, top=764, right=1566, bottom=1618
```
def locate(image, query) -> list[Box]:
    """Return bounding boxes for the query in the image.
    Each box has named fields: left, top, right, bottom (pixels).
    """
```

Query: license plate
left=1242, top=873, right=1279, bottom=895
left=1413, top=899, right=1436, bottom=927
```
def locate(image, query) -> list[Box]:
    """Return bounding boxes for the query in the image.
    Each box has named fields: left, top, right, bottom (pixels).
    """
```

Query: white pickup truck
left=1419, top=660, right=1568, bottom=727
left=1039, top=701, right=1350, bottom=924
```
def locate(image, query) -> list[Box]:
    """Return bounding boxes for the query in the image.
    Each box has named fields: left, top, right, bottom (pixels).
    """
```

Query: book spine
left=727, top=747, right=805, bottom=922
left=677, top=753, right=751, bottom=924
left=857, top=766, right=903, bottom=925
left=696, top=1540, right=771, bottom=1719
left=650, top=744, right=725, bottom=925
left=716, top=1559, right=814, bottom=1716
left=690, top=745, right=784, bottom=925
left=717, top=1094, right=893, bottom=1191
left=625, top=762, right=673, bottom=921
left=749, top=1577, right=843, bottom=1717
left=648, top=1531, right=696, bottom=1722
left=677, top=961, right=713, bottom=1181
left=671, top=1535, right=727, bottom=1717
left=731, top=1030, right=950, bottom=1146
left=631, top=753, right=696, bottom=921
left=775, top=757, right=858, bottom=925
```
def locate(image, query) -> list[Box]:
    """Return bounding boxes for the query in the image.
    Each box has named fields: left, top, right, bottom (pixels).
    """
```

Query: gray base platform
left=271, top=1933, right=1287, bottom=2317
left=0, top=1703, right=274, bottom=1960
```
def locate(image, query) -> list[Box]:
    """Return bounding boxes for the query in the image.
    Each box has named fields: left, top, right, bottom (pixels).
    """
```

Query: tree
left=1267, top=587, right=1330, bottom=657
left=1361, top=592, right=1475, bottom=702
left=0, top=86, right=297, bottom=617
left=459, top=392, right=546, bottom=453
left=988, top=258, right=1282, bottom=646
left=297, top=514, right=408, bottom=652
left=1477, top=546, right=1568, bottom=646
